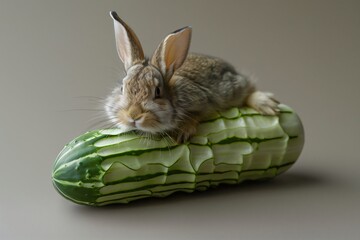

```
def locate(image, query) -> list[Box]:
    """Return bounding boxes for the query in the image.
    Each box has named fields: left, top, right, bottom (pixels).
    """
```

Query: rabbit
left=105, top=11, right=279, bottom=143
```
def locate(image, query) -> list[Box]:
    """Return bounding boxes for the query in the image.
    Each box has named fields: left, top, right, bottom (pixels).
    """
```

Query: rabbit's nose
left=128, top=105, right=143, bottom=119
left=127, top=106, right=144, bottom=128
left=128, top=115, right=143, bottom=126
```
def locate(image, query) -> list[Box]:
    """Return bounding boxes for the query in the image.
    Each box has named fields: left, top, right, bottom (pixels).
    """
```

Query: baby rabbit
left=105, top=11, right=279, bottom=143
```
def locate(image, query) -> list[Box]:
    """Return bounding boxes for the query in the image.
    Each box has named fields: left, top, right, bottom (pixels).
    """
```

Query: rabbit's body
left=106, top=12, right=279, bottom=143
left=172, top=53, right=254, bottom=114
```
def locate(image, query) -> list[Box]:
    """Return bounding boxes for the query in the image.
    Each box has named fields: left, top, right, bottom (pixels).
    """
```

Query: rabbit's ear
left=151, top=27, right=192, bottom=80
left=110, top=11, right=145, bottom=71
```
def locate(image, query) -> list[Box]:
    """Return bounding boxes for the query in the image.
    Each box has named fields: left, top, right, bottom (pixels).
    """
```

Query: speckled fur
left=106, top=11, right=279, bottom=143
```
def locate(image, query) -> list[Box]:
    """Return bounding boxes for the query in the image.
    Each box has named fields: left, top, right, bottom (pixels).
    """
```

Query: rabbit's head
left=105, top=11, right=192, bottom=134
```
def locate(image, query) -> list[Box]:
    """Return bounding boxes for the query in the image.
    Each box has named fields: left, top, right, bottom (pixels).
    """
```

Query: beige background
left=1, top=0, right=359, bottom=239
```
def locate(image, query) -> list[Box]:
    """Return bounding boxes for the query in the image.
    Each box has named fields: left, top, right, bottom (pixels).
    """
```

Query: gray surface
left=1, top=0, right=359, bottom=239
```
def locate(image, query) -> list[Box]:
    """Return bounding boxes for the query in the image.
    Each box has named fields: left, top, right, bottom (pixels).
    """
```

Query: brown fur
left=106, top=11, right=279, bottom=143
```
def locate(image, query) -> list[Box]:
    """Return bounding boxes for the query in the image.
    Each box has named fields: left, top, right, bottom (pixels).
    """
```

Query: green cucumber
left=52, top=104, right=304, bottom=206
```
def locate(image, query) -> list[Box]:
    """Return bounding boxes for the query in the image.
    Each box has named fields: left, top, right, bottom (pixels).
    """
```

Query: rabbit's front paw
left=172, top=120, right=199, bottom=144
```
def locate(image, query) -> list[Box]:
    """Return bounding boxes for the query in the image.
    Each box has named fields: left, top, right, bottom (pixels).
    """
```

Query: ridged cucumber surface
left=52, top=104, right=304, bottom=206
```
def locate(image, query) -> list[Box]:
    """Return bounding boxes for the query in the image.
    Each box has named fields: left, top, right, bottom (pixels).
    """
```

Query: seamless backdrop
left=1, top=1, right=359, bottom=240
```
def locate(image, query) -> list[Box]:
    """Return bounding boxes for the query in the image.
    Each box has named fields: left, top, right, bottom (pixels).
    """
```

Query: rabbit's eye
left=155, top=87, right=161, bottom=98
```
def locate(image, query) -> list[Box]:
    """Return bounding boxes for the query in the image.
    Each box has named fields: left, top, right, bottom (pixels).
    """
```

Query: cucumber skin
left=52, top=104, right=304, bottom=206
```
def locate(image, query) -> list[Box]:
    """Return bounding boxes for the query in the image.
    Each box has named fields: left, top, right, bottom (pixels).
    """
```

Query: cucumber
left=52, top=104, right=304, bottom=206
